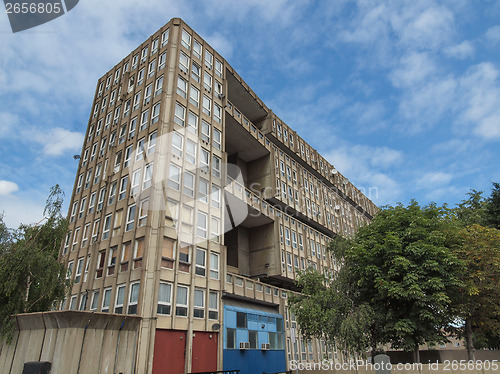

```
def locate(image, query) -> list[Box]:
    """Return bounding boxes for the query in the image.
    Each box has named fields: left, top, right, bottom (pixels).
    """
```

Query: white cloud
left=421, top=172, right=453, bottom=186
left=444, top=40, right=475, bottom=59
left=389, top=52, right=436, bottom=88
left=205, top=32, right=234, bottom=60
left=29, top=127, right=84, bottom=156
left=0, top=180, right=19, bottom=196
left=0, top=195, right=44, bottom=228
left=0, top=112, right=18, bottom=138
left=485, top=25, right=500, bottom=43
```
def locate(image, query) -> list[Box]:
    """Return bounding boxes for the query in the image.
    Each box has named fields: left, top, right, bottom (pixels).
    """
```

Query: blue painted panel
left=223, top=349, right=287, bottom=374
left=225, top=310, right=237, bottom=328
left=258, top=331, right=268, bottom=344
left=236, top=329, right=248, bottom=344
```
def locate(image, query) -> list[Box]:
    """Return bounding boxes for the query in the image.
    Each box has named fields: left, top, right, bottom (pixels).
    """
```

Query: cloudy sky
left=1, top=0, right=499, bottom=228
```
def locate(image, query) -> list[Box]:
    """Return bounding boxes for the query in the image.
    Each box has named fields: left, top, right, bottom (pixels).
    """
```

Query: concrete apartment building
left=56, top=18, right=377, bottom=374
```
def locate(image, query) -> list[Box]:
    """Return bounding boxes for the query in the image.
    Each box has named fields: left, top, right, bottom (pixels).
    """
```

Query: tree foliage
left=0, top=185, right=70, bottom=342
left=486, top=182, right=500, bottom=229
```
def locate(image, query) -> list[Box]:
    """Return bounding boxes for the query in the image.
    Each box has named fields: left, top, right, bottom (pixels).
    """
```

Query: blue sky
left=1, top=0, right=499, bottom=228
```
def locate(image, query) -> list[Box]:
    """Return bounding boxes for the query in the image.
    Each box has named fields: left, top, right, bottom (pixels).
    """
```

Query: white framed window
left=209, top=291, right=218, bottom=319
left=66, top=260, right=74, bottom=280
left=158, top=282, right=172, bottom=315
left=137, top=68, right=145, bottom=86
left=215, top=59, right=223, bottom=78
left=213, top=103, right=222, bottom=124
left=177, top=76, right=187, bottom=98
left=191, top=62, right=201, bottom=82
left=128, top=282, right=140, bottom=314
left=186, top=139, right=196, bottom=164
left=140, top=109, right=149, bottom=131
left=70, top=201, right=78, bottom=222
left=197, top=211, right=207, bottom=238
left=201, top=120, right=210, bottom=142
left=193, top=288, right=205, bottom=318
left=172, top=131, right=183, bottom=157
left=144, top=83, right=152, bottom=105
left=198, top=178, right=208, bottom=203
left=90, top=290, right=99, bottom=311
left=212, top=155, right=221, bottom=178
left=141, top=46, right=148, bottom=62
left=102, top=214, right=112, bottom=240
left=129, top=116, right=137, bottom=139
left=151, top=38, right=159, bottom=54
left=81, top=223, right=90, bottom=247
left=176, top=285, right=189, bottom=316
left=210, top=252, right=219, bottom=279
left=136, top=137, right=145, bottom=161
left=193, top=39, right=202, bottom=59
left=203, top=72, right=212, bottom=91
left=183, top=171, right=195, bottom=197
left=202, top=95, right=211, bottom=116
left=188, top=111, right=198, bottom=134
left=83, top=254, right=90, bottom=283
left=119, top=176, right=128, bottom=200
left=143, top=163, right=153, bottom=190
left=115, top=284, right=126, bottom=313
left=148, top=59, right=156, bottom=78
left=200, top=148, right=209, bottom=172
left=161, top=28, right=169, bottom=46
left=174, top=102, right=186, bottom=126
left=139, top=198, right=149, bottom=227
left=211, top=184, right=221, bottom=209
left=158, top=52, right=166, bottom=71
left=179, top=52, right=189, bottom=73
left=152, top=102, right=160, bottom=124
left=102, top=287, right=111, bottom=312
left=205, top=50, right=213, bottom=69
left=195, top=247, right=206, bottom=276
left=69, top=295, right=77, bottom=310
left=189, top=85, right=199, bottom=107
left=213, top=128, right=221, bottom=150
left=131, top=169, right=141, bottom=196
left=133, top=91, right=141, bottom=112
left=211, top=217, right=220, bottom=243
left=148, top=131, right=157, bottom=154
left=108, top=182, right=116, bottom=205
left=168, top=163, right=181, bottom=190
left=91, top=220, right=100, bottom=241
left=155, top=75, right=164, bottom=96
left=181, top=29, right=191, bottom=49
left=107, top=246, right=117, bottom=275
left=76, top=173, right=83, bottom=193
left=126, top=204, right=136, bottom=231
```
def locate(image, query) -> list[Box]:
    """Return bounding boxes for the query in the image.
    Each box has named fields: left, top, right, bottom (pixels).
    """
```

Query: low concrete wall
left=0, top=311, right=140, bottom=374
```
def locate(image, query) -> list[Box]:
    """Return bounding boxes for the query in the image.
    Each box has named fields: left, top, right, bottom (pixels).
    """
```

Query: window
left=102, top=288, right=111, bottom=312
left=161, top=237, right=175, bottom=268
left=237, top=312, right=247, bottom=328
left=193, top=289, right=204, bottom=318
left=200, top=148, right=209, bottom=172
left=189, top=85, right=199, bottom=107
left=285, top=228, right=291, bottom=246
left=177, top=76, right=187, bottom=98
left=212, top=155, right=221, bottom=178
left=90, top=290, right=99, bottom=311
left=133, top=91, right=141, bottom=112
left=211, top=217, right=220, bottom=243
left=151, top=38, right=158, bottom=54
left=213, top=103, right=222, bottom=123
left=205, top=50, right=213, bottom=69
left=84, top=169, right=92, bottom=189
left=203, top=72, right=212, bottom=91
left=96, top=250, right=105, bottom=278
left=137, top=68, right=145, bottom=86
left=292, top=231, right=297, bottom=248
left=179, top=242, right=191, bottom=264
left=69, top=295, right=77, bottom=310
left=176, top=285, right=188, bottom=316
left=158, top=52, right=166, bottom=70
left=92, top=220, right=100, bottom=241
left=147, top=59, right=156, bottom=78
left=179, top=52, right=189, bottom=73
left=161, top=28, right=169, bottom=46
left=188, top=111, right=198, bottom=134
left=121, top=242, right=131, bottom=272
left=193, top=39, right=202, bottom=59
left=119, top=176, right=128, bottom=200
left=75, top=257, right=84, bottom=284
left=148, top=131, right=157, bottom=154
left=143, top=163, right=153, bottom=190
left=115, top=284, right=126, bottom=313
left=195, top=247, right=206, bottom=276
left=155, top=75, right=164, bottom=96
left=226, top=328, right=236, bottom=349
left=81, top=224, right=90, bottom=247
left=139, top=198, right=149, bottom=227
left=215, top=59, right=223, bottom=78
left=174, top=102, right=185, bottom=126
left=76, top=174, right=83, bottom=193
left=168, top=163, right=181, bottom=190
left=210, top=252, right=219, bottom=279
left=191, top=62, right=201, bottom=82
left=158, top=282, right=172, bottom=314
left=211, top=184, right=221, bottom=209
left=183, top=171, right=195, bottom=197
left=107, top=246, right=117, bottom=275
left=136, top=137, right=145, bottom=161
left=197, top=211, right=207, bottom=238
left=144, top=83, right=152, bottom=105
left=131, top=169, right=141, bottom=196
left=108, top=182, right=116, bottom=205
left=140, top=109, right=149, bottom=130
left=66, top=260, right=74, bottom=280
left=102, top=214, right=112, bottom=240
left=201, top=120, right=210, bottom=142
left=128, top=282, right=140, bottom=314
left=126, top=204, right=136, bottom=231
left=213, top=128, right=222, bottom=150
left=198, top=178, right=208, bottom=203
left=209, top=291, right=218, bottom=319
left=151, top=102, right=160, bottom=124
left=172, top=131, right=183, bottom=157
left=202, top=95, right=211, bottom=116
left=70, top=201, right=78, bottom=222
left=186, top=139, right=196, bottom=164
left=181, top=29, right=191, bottom=49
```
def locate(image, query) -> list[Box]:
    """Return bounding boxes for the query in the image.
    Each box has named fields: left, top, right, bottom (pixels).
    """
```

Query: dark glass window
left=236, top=312, right=247, bottom=328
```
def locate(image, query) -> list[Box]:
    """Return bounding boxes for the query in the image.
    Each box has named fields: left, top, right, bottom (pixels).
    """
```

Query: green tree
left=454, top=190, right=488, bottom=227
left=486, top=182, right=500, bottom=229
left=0, top=185, right=70, bottom=342
left=341, top=201, right=463, bottom=363
left=453, top=224, right=500, bottom=360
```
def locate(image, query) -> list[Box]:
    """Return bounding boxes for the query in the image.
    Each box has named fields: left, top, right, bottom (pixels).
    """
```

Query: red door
left=152, top=330, right=186, bottom=374
left=191, top=331, right=218, bottom=372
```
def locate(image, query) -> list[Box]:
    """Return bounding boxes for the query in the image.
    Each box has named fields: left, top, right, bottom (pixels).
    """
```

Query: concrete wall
left=0, top=311, right=140, bottom=374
